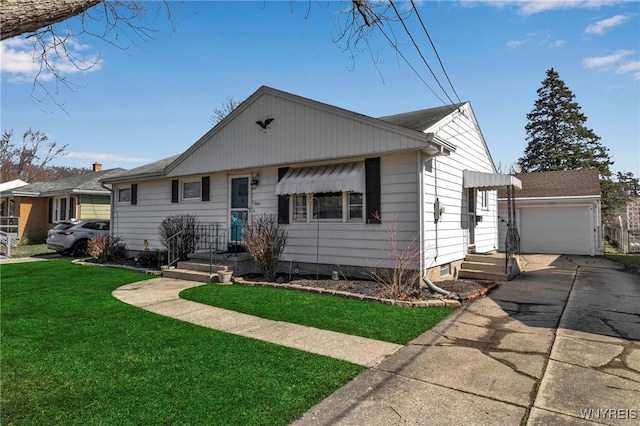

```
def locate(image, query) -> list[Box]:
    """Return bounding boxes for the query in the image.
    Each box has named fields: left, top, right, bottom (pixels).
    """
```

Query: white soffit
left=463, top=170, right=522, bottom=189
left=276, top=162, right=366, bottom=195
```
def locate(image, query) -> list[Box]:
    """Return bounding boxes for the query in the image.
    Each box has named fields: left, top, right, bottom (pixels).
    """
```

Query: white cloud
left=583, top=50, right=633, bottom=68
left=66, top=152, right=150, bottom=163
left=617, top=61, right=640, bottom=80
left=550, top=39, right=566, bottom=48
left=506, top=32, right=565, bottom=49
left=507, top=39, right=527, bottom=49
left=0, top=36, right=103, bottom=83
left=585, top=14, right=629, bottom=34
left=475, top=0, right=624, bottom=15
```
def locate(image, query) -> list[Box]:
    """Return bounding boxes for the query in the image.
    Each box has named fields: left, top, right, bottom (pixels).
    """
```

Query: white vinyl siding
left=167, top=90, right=431, bottom=177
left=279, top=154, right=418, bottom=269
left=421, top=103, right=498, bottom=268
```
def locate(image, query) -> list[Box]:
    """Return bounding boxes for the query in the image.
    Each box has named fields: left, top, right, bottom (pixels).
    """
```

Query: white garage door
left=519, top=206, right=592, bottom=255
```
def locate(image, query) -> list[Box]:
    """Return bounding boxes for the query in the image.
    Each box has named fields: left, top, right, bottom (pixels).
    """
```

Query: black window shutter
left=131, top=184, right=138, bottom=205
left=171, top=180, right=179, bottom=203
left=48, top=198, right=53, bottom=223
left=201, top=176, right=210, bottom=201
left=277, top=167, right=289, bottom=224
left=365, top=157, right=381, bottom=224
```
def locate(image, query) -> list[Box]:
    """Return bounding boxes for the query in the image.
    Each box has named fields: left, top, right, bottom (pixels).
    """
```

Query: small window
left=313, top=192, right=342, bottom=219
left=292, top=194, right=307, bottom=222
left=348, top=192, right=363, bottom=220
left=118, top=188, right=131, bottom=203
left=480, top=190, right=489, bottom=210
left=440, top=263, right=451, bottom=277
left=182, top=181, right=201, bottom=200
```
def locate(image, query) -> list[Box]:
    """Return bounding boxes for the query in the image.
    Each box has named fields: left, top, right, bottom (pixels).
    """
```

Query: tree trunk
left=1, top=0, right=102, bottom=40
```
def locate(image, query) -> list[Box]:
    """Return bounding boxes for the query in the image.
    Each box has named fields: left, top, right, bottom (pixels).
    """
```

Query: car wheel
left=72, top=240, right=88, bottom=257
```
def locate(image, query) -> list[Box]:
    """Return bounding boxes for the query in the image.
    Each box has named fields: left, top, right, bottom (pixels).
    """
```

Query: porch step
left=458, top=269, right=509, bottom=282
left=176, top=261, right=228, bottom=273
left=162, top=268, right=216, bottom=283
left=458, top=252, right=521, bottom=281
left=461, top=261, right=505, bottom=274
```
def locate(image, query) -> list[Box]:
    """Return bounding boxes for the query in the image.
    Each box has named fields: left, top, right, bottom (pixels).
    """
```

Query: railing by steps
left=166, top=223, right=228, bottom=269
left=0, top=230, right=18, bottom=257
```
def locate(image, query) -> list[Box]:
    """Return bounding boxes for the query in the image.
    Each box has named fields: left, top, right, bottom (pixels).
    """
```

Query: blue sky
left=2, top=0, right=639, bottom=176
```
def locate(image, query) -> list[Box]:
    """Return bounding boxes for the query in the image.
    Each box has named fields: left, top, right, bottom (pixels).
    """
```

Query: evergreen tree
left=519, top=68, right=613, bottom=177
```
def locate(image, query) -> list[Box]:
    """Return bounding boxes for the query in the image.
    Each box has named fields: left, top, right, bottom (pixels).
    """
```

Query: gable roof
left=12, top=168, right=126, bottom=197
left=498, top=169, right=601, bottom=199
left=101, top=155, right=181, bottom=183
left=378, top=103, right=467, bottom=132
left=164, top=86, right=458, bottom=176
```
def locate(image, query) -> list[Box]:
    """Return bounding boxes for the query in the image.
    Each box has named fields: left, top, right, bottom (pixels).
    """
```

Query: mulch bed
left=238, top=274, right=499, bottom=303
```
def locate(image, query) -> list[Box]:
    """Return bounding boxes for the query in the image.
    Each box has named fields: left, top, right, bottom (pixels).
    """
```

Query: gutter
left=100, top=181, right=115, bottom=239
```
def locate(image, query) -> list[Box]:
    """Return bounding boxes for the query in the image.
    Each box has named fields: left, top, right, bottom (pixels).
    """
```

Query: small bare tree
left=242, top=215, right=288, bottom=281
left=209, top=95, right=240, bottom=126
left=367, top=213, right=422, bottom=300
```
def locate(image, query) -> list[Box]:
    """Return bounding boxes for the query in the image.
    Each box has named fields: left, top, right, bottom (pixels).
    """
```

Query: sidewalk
left=292, top=255, right=640, bottom=425
left=112, top=279, right=403, bottom=368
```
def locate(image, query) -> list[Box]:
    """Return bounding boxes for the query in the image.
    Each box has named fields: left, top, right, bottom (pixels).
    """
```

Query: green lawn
left=1, top=260, right=364, bottom=425
left=181, top=284, right=455, bottom=345
left=6, top=243, right=55, bottom=258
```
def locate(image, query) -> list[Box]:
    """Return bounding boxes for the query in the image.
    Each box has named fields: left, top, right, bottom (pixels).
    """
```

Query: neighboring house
left=497, top=169, right=602, bottom=256
left=102, top=86, right=520, bottom=280
left=0, top=179, right=28, bottom=217
left=9, top=163, right=125, bottom=241
left=0, top=179, right=28, bottom=239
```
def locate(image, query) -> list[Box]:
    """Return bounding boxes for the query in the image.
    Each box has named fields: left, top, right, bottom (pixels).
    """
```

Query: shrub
left=88, top=235, right=127, bottom=264
left=367, top=214, right=422, bottom=300
left=242, top=215, right=287, bottom=281
left=137, top=249, right=166, bottom=269
left=159, top=214, right=200, bottom=262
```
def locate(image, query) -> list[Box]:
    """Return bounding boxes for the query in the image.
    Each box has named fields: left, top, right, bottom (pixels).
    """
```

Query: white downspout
left=418, top=152, right=453, bottom=297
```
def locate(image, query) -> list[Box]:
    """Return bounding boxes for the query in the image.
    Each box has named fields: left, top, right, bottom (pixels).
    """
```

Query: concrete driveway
left=293, top=254, right=640, bottom=425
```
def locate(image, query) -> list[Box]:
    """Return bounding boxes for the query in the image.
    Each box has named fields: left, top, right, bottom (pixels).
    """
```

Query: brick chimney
left=93, top=162, right=102, bottom=172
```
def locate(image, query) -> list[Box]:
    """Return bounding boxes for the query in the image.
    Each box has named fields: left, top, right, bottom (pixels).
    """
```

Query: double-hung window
left=182, top=180, right=201, bottom=201
left=292, top=194, right=307, bottom=222
left=118, top=187, right=131, bottom=203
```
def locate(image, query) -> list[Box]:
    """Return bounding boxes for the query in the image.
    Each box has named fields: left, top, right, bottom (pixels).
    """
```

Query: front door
left=229, top=177, right=249, bottom=243
left=467, top=188, right=476, bottom=246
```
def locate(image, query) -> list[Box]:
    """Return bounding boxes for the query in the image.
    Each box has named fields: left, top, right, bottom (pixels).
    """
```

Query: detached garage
left=498, top=169, right=602, bottom=256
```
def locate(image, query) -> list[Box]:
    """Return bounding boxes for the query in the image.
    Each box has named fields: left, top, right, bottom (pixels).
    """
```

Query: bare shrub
left=367, top=213, right=422, bottom=300
left=159, top=214, right=200, bottom=262
left=88, top=234, right=109, bottom=261
left=88, top=235, right=127, bottom=264
left=242, top=215, right=288, bottom=281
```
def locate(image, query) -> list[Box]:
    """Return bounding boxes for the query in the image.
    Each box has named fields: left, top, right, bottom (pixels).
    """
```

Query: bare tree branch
left=0, top=128, right=68, bottom=182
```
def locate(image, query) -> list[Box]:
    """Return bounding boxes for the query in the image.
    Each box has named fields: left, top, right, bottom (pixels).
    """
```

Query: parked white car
left=46, top=219, right=110, bottom=256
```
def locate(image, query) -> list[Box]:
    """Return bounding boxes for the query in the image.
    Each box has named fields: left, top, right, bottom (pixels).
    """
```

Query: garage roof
left=497, top=169, right=601, bottom=199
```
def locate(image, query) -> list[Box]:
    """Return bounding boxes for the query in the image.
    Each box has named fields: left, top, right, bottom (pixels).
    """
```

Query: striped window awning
left=275, top=162, right=366, bottom=195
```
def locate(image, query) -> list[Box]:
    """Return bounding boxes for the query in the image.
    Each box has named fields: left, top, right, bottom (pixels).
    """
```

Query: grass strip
left=181, top=284, right=455, bottom=345
left=605, top=253, right=640, bottom=275
left=1, top=260, right=364, bottom=425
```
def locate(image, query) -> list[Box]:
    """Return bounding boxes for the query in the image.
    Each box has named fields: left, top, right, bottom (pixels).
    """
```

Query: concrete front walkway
left=293, top=255, right=640, bottom=425
left=112, top=278, right=403, bottom=368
